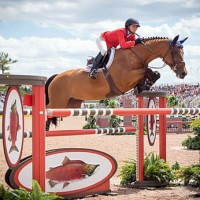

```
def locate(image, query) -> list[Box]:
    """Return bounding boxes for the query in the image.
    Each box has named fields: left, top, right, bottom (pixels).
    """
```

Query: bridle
left=130, top=39, right=185, bottom=71
left=161, top=45, right=185, bottom=72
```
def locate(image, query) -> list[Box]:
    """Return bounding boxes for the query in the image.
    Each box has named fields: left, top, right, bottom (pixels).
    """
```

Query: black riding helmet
left=125, top=18, right=140, bottom=28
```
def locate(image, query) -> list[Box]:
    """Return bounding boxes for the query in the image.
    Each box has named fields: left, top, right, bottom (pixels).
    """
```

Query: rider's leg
left=89, top=52, right=104, bottom=79
left=89, top=36, right=107, bottom=79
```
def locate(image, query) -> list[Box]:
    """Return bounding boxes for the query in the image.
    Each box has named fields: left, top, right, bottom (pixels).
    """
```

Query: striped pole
left=0, top=127, right=136, bottom=139
left=47, top=108, right=200, bottom=118
left=46, top=127, right=136, bottom=137
left=0, top=109, right=32, bottom=116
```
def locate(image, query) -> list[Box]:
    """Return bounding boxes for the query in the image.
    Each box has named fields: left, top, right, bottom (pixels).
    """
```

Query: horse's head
left=162, top=35, right=188, bottom=79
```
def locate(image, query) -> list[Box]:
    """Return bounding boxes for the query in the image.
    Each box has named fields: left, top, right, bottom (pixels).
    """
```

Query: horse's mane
left=141, top=37, right=169, bottom=44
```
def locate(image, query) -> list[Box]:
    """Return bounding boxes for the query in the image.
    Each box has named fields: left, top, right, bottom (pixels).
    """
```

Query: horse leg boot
left=134, top=68, right=157, bottom=94
left=146, top=70, right=161, bottom=87
left=146, top=68, right=160, bottom=84
left=89, top=52, right=103, bottom=79
left=152, top=71, right=160, bottom=83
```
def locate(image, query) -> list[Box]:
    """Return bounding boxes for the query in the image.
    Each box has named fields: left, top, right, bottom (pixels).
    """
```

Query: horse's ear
left=171, top=35, right=179, bottom=45
left=180, top=37, right=188, bottom=44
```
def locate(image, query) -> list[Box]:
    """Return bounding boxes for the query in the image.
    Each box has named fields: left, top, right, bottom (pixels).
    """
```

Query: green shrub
left=175, top=164, right=200, bottom=187
left=83, top=104, right=99, bottom=129
left=182, top=119, right=200, bottom=150
left=182, top=117, right=190, bottom=129
left=0, top=184, right=11, bottom=200
left=166, top=95, right=178, bottom=107
left=0, top=180, right=62, bottom=200
left=83, top=116, right=99, bottom=129
left=119, top=159, right=137, bottom=186
left=191, top=119, right=200, bottom=136
left=119, top=153, right=174, bottom=186
left=120, top=156, right=200, bottom=188
left=109, top=115, right=121, bottom=128
left=182, top=135, right=200, bottom=150
left=99, top=98, right=122, bottom=131
left=144, top=153, right=174, bottom=184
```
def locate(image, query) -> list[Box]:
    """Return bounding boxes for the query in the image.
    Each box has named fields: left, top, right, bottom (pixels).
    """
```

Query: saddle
left=83, top=48, right=115, bottom=73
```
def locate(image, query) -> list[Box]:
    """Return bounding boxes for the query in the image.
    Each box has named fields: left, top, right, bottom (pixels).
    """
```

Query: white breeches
left=96, top=36, right=107, bottom=56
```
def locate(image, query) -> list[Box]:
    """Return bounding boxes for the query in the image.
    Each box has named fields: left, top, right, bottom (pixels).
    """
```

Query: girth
left=103, top=69, right=124, bottom=98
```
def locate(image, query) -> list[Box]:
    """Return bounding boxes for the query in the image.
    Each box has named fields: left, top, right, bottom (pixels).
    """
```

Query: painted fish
left=7, top=100, right=21, bottom=153
left=46, top=156, right=99, bottom=188
left=150, top=114, right=155, bottom=136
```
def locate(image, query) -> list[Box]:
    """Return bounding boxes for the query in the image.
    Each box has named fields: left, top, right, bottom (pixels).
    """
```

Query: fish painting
left=7, top=100, right=21, bottom=153
left=149, top=114, right=155, bottom=137
left=46, top=156, right=99, bottom=188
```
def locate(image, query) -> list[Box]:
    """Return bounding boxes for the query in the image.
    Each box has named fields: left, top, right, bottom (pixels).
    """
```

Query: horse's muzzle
left=175, top=62, right=187, bottom=79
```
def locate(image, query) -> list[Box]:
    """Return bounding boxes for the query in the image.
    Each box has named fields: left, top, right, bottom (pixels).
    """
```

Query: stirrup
left=89, top=69, right=97, bottom=79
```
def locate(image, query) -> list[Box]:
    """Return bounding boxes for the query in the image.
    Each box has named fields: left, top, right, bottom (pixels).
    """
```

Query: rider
left=89, top=18, right=142, bottom=79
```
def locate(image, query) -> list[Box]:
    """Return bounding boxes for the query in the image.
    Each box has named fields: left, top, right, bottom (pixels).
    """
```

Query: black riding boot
left=89, top=52, right=103, bottom=79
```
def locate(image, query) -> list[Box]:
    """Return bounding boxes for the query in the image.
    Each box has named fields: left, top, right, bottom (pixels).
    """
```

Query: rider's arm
left=117, top=30, right=136, bottom=49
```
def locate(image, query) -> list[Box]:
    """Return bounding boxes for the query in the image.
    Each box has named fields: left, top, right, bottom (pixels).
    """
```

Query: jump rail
left=0, top=109, right=32, bottom=115
left=0, top=127, right=136, bottom=139
left=47, top=108, right=200, bottom=118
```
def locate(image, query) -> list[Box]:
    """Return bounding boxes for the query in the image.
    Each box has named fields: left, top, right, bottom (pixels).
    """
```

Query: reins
left=129, top=38, right=177, bottom=70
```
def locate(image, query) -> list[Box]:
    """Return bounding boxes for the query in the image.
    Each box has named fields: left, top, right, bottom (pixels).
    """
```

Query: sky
left=0, top=0, right=200, bottom=85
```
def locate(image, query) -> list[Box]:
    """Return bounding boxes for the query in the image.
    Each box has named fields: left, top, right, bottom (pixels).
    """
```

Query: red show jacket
left=101, top=28, right=136, bottom=49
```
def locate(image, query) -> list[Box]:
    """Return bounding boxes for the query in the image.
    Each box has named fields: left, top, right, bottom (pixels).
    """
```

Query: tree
left=0, top=52, right=18, bottom=74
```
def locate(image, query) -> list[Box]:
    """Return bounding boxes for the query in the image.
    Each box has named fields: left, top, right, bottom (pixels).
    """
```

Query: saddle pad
left=82, top=48, right=115, bottom=72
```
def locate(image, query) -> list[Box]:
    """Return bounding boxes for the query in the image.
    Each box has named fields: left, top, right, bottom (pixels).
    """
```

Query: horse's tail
left=45, top=74, right=58, bottom=105
left=45, top=74, right=58, bottom=130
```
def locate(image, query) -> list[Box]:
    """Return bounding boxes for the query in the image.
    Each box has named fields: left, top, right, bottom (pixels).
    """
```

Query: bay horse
left=45, top=35, right=188, bottom=128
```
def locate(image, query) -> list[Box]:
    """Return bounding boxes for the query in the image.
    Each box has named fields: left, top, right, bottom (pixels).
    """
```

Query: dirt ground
left=0, top=116, right=200, bottom=199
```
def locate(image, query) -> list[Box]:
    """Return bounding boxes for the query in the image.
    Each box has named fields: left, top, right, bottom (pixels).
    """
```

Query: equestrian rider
left=89, top=18, right=142, bottom=79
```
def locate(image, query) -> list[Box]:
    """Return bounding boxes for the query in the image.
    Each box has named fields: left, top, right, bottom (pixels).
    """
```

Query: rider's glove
left=135, top=38, right=142, bottom=45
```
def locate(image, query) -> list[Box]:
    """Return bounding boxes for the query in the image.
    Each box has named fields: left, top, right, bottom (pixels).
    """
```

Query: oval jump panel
left=9, top=148, right=117, bottom=197
left=147, top=97, right=157, bottom=146
left=2, top=86, right=24, bottom=169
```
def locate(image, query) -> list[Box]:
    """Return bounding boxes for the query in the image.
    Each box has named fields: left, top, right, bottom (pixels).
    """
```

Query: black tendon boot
left=153, top=71, right=160, bottom=83
left=89, top=52, right=103, bottom=79
left=145, top=71, right=161, bottom=88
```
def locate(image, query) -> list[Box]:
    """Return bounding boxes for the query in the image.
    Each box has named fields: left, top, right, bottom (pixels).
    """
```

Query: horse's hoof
left=134, top=86, right=143, bottom=94
left=145, top=84, right=151, bottom=91
left=134, top=87, right=139, bottom=95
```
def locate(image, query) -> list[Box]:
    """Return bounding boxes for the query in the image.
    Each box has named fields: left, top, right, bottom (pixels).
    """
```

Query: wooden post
left=32, top=85, right=46, bottom=191
left=159, top=96, right=167, bottom=161
left=137, top=96, right=144, bottom=181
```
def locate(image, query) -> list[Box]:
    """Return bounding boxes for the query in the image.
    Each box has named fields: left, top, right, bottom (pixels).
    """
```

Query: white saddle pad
left=82, top=48, right=115, bottom=72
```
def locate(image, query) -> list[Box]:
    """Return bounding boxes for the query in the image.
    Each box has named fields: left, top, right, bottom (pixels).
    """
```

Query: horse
left=45, top=35, right=188, bottom=129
